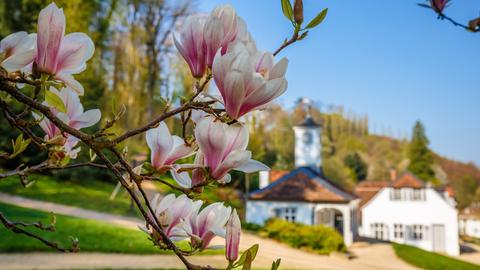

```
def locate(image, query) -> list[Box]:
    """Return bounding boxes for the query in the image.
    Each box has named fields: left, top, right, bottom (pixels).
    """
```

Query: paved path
left=0, top=193, right=420, bottom=270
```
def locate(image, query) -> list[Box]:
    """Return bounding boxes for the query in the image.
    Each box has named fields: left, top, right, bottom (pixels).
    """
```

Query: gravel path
left=0, top=192, right=420, bottom=270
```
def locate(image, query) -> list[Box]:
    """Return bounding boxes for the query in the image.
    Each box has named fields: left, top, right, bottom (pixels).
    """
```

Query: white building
left=459, top=203, right=480, bottom=238
left=246, top=115, right=359, bottom=246
left=355, top=172, right=460, bottom=256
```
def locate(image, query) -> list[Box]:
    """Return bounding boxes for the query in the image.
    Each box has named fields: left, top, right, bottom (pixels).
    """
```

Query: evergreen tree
left=344, top=152, right=368, bottom=181
left=408, top=120, right=435, bottom=182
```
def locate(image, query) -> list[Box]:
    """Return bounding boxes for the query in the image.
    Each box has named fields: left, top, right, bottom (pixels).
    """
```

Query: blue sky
left=199, top=0, right=480, bottom=165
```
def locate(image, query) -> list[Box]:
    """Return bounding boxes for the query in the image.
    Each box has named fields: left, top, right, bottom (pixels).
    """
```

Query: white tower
left=293, top=114, right=322, bottom=170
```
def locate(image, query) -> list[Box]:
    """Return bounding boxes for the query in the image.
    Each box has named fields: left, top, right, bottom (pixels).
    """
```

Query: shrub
left=262, top=219, right=346, bottom=254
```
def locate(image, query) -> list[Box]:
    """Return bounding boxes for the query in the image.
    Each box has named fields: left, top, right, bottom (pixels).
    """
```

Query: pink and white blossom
left=196, top=116, right=268, bottom=181
left=173, top=15, right=207, bottom=78
left=2, top=3, right=94, bottom=95
left=33, top=87, right=101, bottom=158
left=181, top=201, right=232, bottom=249
left=0, top=32, right=36, bottom=72
left=225, top=209, right=241, bottom=261
left=149, top=193, right=198, bottom=240
left=204, top=5, right=239, bottom=67
left=146, top=122, right=194, bottom=172
left=212, top=42, right=288, bottom=119
left=169, top=150, right=206, bottom=188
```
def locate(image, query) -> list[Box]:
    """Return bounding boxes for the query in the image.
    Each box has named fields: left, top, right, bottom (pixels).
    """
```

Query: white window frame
left=274, top=207, right=297, bottom=222
left=394, top=224, right=404, bottom=239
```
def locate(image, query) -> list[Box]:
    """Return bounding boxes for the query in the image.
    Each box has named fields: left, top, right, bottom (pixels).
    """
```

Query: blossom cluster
left=0, top=2, right=290, bottom=265
left=0, top=2, right=97, bottom=160
left=143, top=193, right=239, bottom=260
left=174, top=5, right=288, bottom=120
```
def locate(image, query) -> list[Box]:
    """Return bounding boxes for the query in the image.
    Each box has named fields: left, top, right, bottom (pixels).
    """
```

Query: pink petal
left=36, top=2, right=65, bottom=74
left=164, top=136, right=194, bottom=165
left=212, top=149, right=251, bottom=179
left=195, top=117, right=227, bottom=172
left=225, top=209, right=241, bottom=261
left=145, top=122, right=174, bottom=169
left=56, top=33, right=95, bottom=74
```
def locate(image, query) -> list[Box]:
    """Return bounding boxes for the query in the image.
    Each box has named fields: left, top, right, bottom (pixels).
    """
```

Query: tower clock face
left=302, top=132, right=313, bottom=145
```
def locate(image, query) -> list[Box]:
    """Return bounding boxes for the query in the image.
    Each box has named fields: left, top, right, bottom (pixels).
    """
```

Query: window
left=390, top=188, right=426, bottom=201
left=274, top=207, right=297, bottom=222
left=411, top=189, right=425, bottom=201
left=371, top=223, right=389, bottom=240
left=411, top=225, right=428, bottom=240
left=391, top=189, right=402, bottom=200
left=394, top=224, right=404, bottom=239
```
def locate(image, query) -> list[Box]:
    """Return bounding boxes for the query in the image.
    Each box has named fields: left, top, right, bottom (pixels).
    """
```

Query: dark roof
left=249, top=167, right=356, bottom=203
left=295, top=116, right=321, bottom=127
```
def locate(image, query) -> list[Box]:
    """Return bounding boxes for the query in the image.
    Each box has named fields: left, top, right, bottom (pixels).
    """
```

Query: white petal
left=0, top=31, right=27, bottom=53
left=170, top=167, right=193, bottom=188
left=269, top=57, right=288, bottom=79
left=235, top=159, right=270, bottom=173
left=1, top=49, right=35, bottom=72
left=70, top=109, right=101, bottom=129
left=55, top=72, right=84, bottom=96
left=56, top=32, right=95, bottom=74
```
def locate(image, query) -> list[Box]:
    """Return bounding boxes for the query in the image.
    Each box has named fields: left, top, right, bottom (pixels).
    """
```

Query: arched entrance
left=314, top=205, right=353, bottom=246
left=315, top=208, right=343, bottom=234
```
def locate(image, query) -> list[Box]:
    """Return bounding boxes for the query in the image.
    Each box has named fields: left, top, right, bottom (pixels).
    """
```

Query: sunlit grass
left=0, top=202, right=222, bottom=255
left=393, top=243, right=479, bottom=270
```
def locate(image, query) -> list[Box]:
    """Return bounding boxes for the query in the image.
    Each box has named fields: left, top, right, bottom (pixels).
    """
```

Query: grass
left=0, top=202, right=222, bottom=255
left=0, top=175, right=138, bottom=216
left=392, top=243, right=480, bottom=270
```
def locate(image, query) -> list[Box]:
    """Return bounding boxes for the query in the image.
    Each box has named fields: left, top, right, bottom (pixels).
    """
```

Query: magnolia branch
left=0, top=212, right=79, bottom=253
left=0, top=162, right=109, bottom=180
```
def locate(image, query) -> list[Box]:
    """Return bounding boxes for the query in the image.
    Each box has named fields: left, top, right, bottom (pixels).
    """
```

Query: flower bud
left=294, top=0, right=304, bottom=25
left=225, top=209, right=241, bottom=262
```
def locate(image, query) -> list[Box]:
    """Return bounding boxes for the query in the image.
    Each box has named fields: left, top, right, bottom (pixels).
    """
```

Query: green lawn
left=392, top=243, right=480, bottom=270
left=0, top=202, right=222, bottom=255
left=0, top=175, right=137, bottom=216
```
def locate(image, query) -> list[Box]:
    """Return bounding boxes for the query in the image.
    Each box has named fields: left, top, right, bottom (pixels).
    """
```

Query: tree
left=408, top=121, right=435, bottom=182
left=344, top=152, right=368, bottom=181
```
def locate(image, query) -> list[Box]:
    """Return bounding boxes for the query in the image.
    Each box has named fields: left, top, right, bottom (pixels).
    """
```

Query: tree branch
left=0, top=212, right=79, bottom=252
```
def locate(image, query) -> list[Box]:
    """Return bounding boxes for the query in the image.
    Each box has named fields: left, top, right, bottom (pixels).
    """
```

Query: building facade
left=246, top=114, right=359, bottom=246
left=356, top=172, right=460, bottom=256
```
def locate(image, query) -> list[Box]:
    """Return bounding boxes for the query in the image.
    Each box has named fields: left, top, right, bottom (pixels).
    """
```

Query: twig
left=0, top=212, right=79, bottom=252
left=273, top=26, right=301, bottom=56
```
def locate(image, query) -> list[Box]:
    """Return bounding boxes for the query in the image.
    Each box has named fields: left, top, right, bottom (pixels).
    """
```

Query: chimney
left=259, top=171, right=270, bottom=189
left=390, top=169, right=397, bottom=182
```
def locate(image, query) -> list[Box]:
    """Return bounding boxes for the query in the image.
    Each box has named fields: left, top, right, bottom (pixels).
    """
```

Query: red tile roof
left=354, top=181, right=389, bottom=207
left=249, top=167, right=356, bottom=203
left=391, top=172, right=425, bottom=189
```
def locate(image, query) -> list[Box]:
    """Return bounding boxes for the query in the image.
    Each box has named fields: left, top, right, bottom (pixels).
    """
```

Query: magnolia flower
left=430, top=0, right=449, bottom=13
left=195, top=116, right=268, bottom=182
left=0, top=32, right=36, bottom=71
left=173, top=15, right=207, bottom=78
left=146, top=122, right=194, bottom=172
left=225, top=209, right=241, bottom=262
left=212, top=42, right=288, bottom=120
left=169, top=150, right=206, bottom=188
left=2, top=3, right=94, bottom=95
left=181, top=201, right=232, bottom=249
left=33, top=87, right=101, bottom=158
left=149, top=193, right=198, bottom=240
left=204, top=5, right=239, bottom=67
